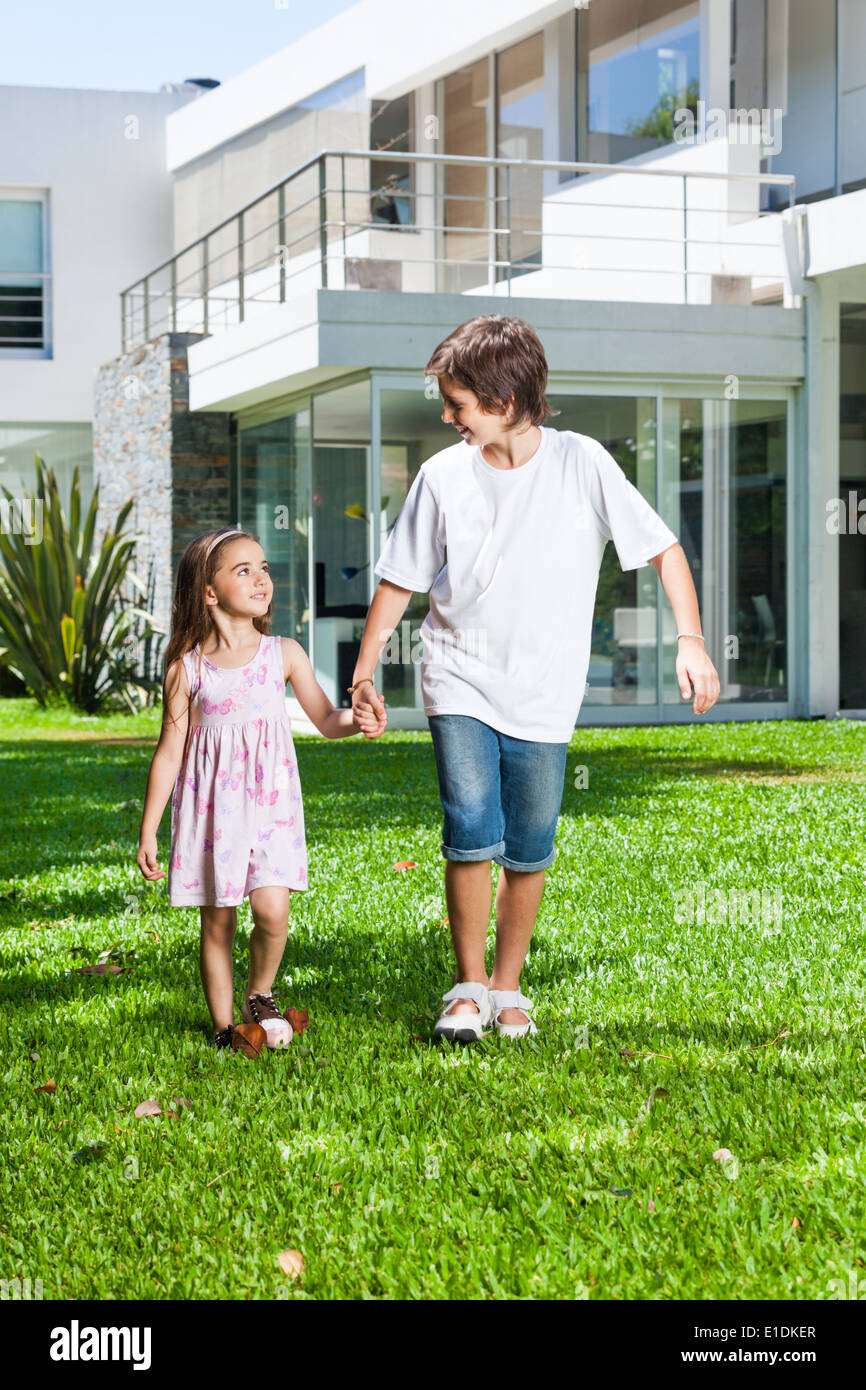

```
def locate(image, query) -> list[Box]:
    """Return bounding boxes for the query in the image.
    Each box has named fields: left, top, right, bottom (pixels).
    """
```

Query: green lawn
left=1, top=698, right=865, bottom=1300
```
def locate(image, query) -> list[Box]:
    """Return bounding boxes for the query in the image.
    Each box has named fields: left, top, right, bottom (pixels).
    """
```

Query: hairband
left=204, top=528, right=245, bottom=562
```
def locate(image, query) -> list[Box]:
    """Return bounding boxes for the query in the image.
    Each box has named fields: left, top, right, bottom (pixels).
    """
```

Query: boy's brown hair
left=425, top=315, right=559, bottom=430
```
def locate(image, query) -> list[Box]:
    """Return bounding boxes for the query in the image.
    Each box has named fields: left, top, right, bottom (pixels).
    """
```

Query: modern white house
left=0, top=80, right=206, bottom=504
left=5, top=0, right=866, bottom=727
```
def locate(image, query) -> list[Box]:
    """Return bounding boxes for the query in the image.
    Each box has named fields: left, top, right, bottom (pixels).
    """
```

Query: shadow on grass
left=3, top=924, right=859, bottom=1059
left=0, top=738, right=840, bottom=884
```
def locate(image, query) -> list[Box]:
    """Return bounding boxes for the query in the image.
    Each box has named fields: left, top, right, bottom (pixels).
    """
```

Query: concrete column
left=543, top=9, right=576, bottom=197
left=804, top=278, right=841, bottom=713
left=700, top=0, right=732, bottom=118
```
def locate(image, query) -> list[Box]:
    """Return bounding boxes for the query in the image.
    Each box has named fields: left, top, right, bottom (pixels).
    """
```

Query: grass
left=1, top=697, right=865, bottom=1300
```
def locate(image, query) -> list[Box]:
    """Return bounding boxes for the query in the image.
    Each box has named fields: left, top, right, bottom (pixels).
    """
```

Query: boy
left=349, top=315, right=719, bottom=1040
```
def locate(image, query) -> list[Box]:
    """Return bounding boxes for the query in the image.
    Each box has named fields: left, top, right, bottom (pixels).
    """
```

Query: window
left=0, top=193, right=49, bottom=355
left=0, top=422, right=91, bottom=502
left=238, top=409, right=311, bottom=651
left=577, top=1, right=700, bottom=164
left=370, top=93, right=414, bottom=227
left=496, top=32, right=545, bottom=279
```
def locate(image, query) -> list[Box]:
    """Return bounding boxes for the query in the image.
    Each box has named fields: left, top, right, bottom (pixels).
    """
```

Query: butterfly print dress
left=167, top=633, right=308, bottom=906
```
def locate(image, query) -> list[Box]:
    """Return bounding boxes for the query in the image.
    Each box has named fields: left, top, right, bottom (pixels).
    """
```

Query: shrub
left=0, top=454, right=165, bottom=712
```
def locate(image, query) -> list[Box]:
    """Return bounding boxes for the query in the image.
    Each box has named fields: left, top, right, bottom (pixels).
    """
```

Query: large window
left=495, top=32, right=545, bottom=279
left=540, top=392, right=787, bottom=708
left=577, top=1, right=700, bottom=165
left=370, top=93, right=414, bottom=227
left=236, top=376, right=789, bottom=722
left=312, top=380, right=371, bottom=707
left=0, top=194, right=49, bottom=355
left=438, top=34, right=547, bottom=292
left=439, top=58, right=491, bottom=293
left=238, top=409, right=311, bottom=651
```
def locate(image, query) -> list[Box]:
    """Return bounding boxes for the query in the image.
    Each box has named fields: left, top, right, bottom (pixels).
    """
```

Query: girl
left=137, top=527, right=387, bottom=1048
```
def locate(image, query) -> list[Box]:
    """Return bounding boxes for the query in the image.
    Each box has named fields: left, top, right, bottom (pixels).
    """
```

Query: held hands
left=351, top=680, right=388, bottom=739
left=137, top=835, right=166, bottom=882
left=677, top=637, right=720, bottom=715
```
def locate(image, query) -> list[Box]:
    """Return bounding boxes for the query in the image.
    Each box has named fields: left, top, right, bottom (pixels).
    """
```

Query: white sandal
left=490, top=989, right=538, bottom=1039
left=433, top=981, right=493, bottom=1043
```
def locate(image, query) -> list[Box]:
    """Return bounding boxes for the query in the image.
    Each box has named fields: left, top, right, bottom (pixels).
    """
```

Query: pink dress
left=167, top=632, right=308, bottom=907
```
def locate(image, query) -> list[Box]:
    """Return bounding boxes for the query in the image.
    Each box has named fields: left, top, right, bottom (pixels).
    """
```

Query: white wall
left=783, top=0, right=837, bottom=199
left=0, top=85, right=196, bottom=422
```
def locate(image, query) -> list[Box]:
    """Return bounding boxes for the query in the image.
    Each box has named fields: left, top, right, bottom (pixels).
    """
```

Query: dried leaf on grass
left=34, top=1078, right=56, bottom=1094
left=74, top=963, right=128, bottom=977
left=285, top=1007, right=310, bottom=1036
left=646, top=1086, right=670, bottom=1112
left=133, top=1099, right=163, bottom=1119
left=392, top=860, right=416, bottom=871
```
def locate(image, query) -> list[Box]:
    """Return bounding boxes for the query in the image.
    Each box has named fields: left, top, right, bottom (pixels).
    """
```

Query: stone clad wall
left=169, top=339, right=234, bottom=575
left=92, top=332, right=233, bottom=644
left=93, top=334, right=173, bottom=636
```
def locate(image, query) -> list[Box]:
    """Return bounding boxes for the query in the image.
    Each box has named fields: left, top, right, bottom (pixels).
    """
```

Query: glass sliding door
left=839, top=304, right=866, bottom=708
left=548, top=394, right=660, bottom=706
left=238, top=408, right=311, bottom=651
left=376, top=382, right=454, bottom=710
left=662, top=397, right=788, bottom=704
left=312, top=380, right=371, bottom=707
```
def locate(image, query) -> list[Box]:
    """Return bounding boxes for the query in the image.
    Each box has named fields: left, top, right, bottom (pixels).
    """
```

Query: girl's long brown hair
left=162, top=529, right=272, bottom=773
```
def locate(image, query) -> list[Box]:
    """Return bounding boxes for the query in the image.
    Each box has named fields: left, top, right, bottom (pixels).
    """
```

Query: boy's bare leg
left=199, top=905, right=237, bottom=1032
left=443, top=860, right=493, bottom=1013
left=444, top=861, right=546, bottom=1024
left=489, top=867, right=547, bottom=1024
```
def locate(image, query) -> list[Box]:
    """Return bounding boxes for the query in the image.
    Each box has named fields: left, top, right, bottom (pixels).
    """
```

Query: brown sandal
left=242, top=993, right=293, bottom=1048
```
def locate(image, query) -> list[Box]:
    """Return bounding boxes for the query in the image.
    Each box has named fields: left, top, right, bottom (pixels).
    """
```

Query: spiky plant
left=0, top=453, right=165, bottom=712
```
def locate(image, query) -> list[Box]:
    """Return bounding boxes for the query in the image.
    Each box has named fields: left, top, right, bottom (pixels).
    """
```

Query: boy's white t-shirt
left=373, top=427, right=679, bottom=742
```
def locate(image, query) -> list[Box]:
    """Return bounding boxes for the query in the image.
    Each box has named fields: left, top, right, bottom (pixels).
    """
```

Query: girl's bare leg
left=199, top=905, right=238, bottom=1032
left=246, top=886, right=291, bottom=1000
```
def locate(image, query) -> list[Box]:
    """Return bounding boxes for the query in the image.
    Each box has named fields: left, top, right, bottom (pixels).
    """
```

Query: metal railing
left=121, top=148, right=798, bottom=352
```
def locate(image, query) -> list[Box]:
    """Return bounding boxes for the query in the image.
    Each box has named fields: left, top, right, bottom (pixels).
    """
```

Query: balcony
left=121, top=147, right=801, bottom=353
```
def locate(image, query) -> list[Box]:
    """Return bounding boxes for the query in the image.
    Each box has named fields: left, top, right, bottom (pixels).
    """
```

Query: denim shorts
left=427, top=714, right=569, bottom=871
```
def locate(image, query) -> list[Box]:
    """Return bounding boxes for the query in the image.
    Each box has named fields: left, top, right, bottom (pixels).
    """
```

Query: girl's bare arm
left=281, top=638, right=360, bottom=739
left=137, top=660, right=192, bottom=880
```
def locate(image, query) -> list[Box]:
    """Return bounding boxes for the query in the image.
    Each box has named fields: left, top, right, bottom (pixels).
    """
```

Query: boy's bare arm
left=350, top=579, right=414, bottom=737
left=650, top=543, right=720, bottom=715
